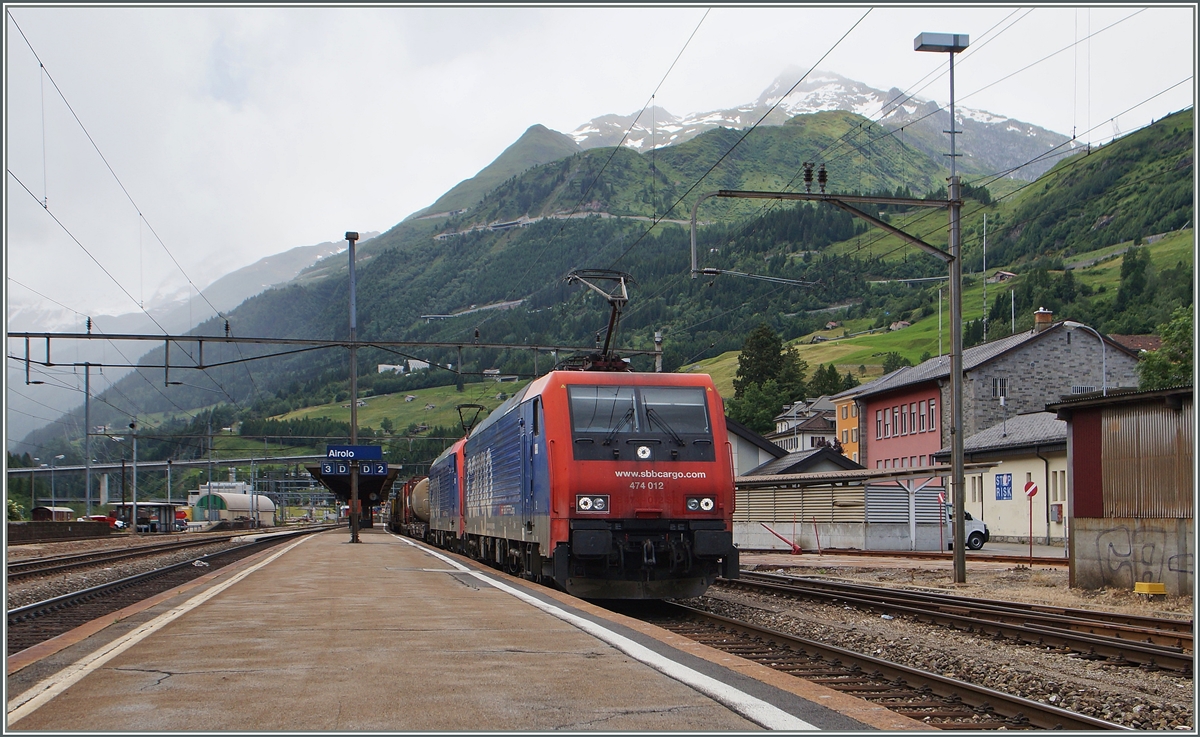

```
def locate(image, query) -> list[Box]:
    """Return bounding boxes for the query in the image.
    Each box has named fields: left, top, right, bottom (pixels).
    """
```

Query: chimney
left=1034, top=307, right=1054, bottom=333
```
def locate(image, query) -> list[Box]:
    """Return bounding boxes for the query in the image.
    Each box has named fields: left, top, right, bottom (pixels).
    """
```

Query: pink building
left=861, top=374, right=942, bottom=471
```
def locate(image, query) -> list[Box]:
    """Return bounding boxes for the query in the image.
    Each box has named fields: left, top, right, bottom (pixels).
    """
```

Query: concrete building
left=856, top=311, right=1140, bottom=474
left=933, top=412, right=1068, bottom=545
left=724, top=416, right=787, bottom=477
left=1047, top=386, right=1193, bottom=596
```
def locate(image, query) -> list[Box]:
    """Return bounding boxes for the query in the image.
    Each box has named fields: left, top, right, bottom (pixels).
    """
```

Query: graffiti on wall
left=1095, top=525, right=1195, bottom=588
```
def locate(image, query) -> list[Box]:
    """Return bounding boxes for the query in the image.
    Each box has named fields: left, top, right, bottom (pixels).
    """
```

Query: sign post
left=938, top=490, right=945, bottom=552
left=1025, top=481, right=1039, bottom=561
left=327, top=444, right=381, bottom=540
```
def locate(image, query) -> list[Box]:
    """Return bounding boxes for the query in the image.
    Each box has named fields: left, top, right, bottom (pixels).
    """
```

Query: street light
left=51, top=454, right=65, bottom=510
left=1063, top=321, right=1107, bottom=395
left=916, top=31, right=969, bottom=584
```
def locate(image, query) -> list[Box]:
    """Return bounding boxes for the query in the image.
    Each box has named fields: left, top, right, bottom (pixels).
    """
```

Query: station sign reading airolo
left=326, top=445, right=383, bottom=460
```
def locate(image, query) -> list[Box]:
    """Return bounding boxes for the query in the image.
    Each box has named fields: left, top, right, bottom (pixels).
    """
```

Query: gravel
left=677, top=564, right=1195, bottom=731
left=6, top=535, right=248, bottom=610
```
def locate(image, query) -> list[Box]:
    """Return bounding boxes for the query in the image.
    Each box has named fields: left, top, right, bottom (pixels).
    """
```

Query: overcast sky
left=5, top=4, right=1195, bottom=325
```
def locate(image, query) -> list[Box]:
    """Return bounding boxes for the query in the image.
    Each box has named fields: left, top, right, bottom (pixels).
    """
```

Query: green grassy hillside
left=275, top=380, right=528, bottom=434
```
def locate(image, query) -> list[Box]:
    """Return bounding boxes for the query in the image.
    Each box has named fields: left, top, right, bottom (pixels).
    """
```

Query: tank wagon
left=389, top=369, right=738, bottom=599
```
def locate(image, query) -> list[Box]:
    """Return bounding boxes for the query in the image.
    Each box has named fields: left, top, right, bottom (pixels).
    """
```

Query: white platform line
left=7, top=536, right=312, bottom=727
left=393, top=534, right=818, bottom=731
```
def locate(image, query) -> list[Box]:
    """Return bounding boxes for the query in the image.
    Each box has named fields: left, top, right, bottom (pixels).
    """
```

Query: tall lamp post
left=1070, top=321, right=1104, bottom=396
left=346, top=231, right=361, bottom=543
left=916, top=31, right=969, bottom=583
left=50, top=454, right=65, bottom=510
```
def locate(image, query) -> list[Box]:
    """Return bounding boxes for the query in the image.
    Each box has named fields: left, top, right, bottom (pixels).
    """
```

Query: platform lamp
left=916, top=31, right=969, bottom=583
left=1063, top=321, right=1107, bottom=396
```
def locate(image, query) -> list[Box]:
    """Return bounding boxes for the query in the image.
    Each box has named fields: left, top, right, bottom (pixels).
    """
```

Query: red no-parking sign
left=1025, top=481, right=1038, bottom=498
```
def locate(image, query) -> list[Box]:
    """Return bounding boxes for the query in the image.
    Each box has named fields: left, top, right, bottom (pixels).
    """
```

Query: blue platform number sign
left=360, top=462, right=389, bottom=477
left=321, top=461, right=351, bottom=476
left=995, top=473, right=1013, bottom=501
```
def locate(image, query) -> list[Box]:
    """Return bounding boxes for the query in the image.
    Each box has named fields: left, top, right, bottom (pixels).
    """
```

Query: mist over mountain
left=6, top=234, right=376, bottom=447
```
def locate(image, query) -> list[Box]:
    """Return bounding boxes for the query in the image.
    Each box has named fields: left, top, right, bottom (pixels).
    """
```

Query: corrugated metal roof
left=933, top=411, right=1066, bottom=456
left=1046, top=385, right=1194, bottom=412
left=736, top=462, right=998, bottom=489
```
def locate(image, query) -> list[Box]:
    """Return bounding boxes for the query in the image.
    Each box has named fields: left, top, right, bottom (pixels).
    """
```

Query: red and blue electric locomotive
left=399, top=368, right=739, bottom=599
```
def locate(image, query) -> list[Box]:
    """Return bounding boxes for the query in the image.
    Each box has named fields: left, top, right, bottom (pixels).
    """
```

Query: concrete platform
left=7, top=528, right=913, bottom=732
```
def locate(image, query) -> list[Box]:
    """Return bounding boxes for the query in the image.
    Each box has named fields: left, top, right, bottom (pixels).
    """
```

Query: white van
left=947, top=510, right=989, bottom=550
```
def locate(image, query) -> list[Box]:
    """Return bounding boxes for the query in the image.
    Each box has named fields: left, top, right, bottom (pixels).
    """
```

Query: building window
left=853, top=452, right=859, bottom=463
left=851, top=404, right=858, bottom=417
left=842, top=430, right=849, bottom=443
left=899, top=405, right=906, bottom=435
left=919, top=455, right=926, bottom=466
left=895, top=405, right=902, bottom=435
left=992, top=377, right=1008, bottom=398
left=876, top=460, right=882, bottom=468
left=883, top=459, right=890, bottom=468
left=911, top=456, right=917, bottom=467
left=929, top=399, right=937, bottom=431
left=970, top=476, right=978, bottom=503
left=884, top=409, right=891, bottom=437
left=876, top=410, right=882, bottom=439
left=841, top=405, right=848, bottom=419
left=910, top=403, right=917, bottom=432
left=851, top=428, right=858, bottom=443
left=919, top=400, right=927, bottom=432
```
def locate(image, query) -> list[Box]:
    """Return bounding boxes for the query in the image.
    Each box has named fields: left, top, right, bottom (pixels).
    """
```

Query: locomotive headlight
left=686, top=498, right=700, bottom=511
left=576, top=495, right=609, bottom=513
left=700, top=497, right=715, bottom=511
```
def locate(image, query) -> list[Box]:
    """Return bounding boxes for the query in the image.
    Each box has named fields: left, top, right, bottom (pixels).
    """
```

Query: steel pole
left=131, top=424, right=139, bottom=535
left=949, top=50, right=966, bottom=583
left=347, top=232, right=361, bottom=543
left=85, top=363, right=92, bottom=516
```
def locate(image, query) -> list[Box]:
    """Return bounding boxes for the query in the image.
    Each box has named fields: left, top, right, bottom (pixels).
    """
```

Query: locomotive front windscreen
left=567, top=385, right=714, bottom=461
left=568, top=386, right=640, bottom=433
left=641, top=386, right=710, bottom=434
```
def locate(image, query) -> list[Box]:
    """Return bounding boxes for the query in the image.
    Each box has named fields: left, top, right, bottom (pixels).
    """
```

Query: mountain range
left=10, top=67, right=1189, bottom=455
left=410, top=69, right=1071, bottom=222
left=566, top=70, right=1072, bottom=180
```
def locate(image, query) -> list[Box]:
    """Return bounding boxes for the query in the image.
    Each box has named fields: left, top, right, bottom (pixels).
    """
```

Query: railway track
left=7, top=536, right=245, bottom=581
left=716, top=571, right=1194, bottom=675
left=640, top=601, right=1129, bottom=730
left=744, top=548, right=1070, bottom=566
left=6, top=530, right=320, bottom=656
